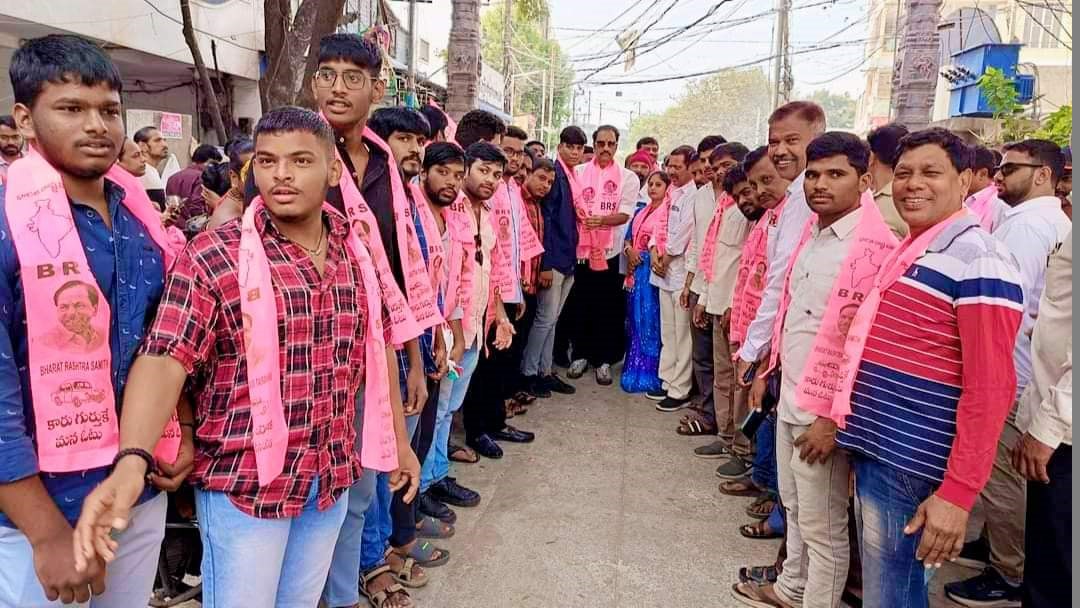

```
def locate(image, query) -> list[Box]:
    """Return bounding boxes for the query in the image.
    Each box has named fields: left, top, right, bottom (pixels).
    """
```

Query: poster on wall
left=159, top=112, right=183, bottom=139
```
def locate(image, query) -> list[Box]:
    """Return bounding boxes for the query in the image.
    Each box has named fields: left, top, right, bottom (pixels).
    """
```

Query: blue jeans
left=196, top=481, right=348, bottom=608
left=853, top=455, right=937, bottom=608
left=323, top=469, right=379, bottom=607
left=420, top=345, right=480, bottom=491
left=359, top=415, right=421, bottom=571
left=751, top=412, right=778, bottom=495
left=521, top=270, right=575, bottom=376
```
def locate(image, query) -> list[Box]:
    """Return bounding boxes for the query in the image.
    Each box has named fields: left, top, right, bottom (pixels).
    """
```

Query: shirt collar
left=814, top=205, right=862, bottom=240
left=1002, top=195, right=1062, bottom=218
left=254, top=204, right=347, bottom=242
left=874, top=180, right=893, bottom=198
left=787, top=171, right=806, bottom=196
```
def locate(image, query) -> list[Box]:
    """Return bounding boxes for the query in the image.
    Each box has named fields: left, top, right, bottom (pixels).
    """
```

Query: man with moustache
left=946, top=139, right=1070, bottom=607
left=964, top=144, right=1008, bottom=232
left=0, top=115, right=24, bottom=180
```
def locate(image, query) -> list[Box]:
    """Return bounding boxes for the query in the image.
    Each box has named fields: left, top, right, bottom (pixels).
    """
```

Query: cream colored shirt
left=873, top=181, right=909, bottom=239
left=685, top=182, right=716, bottom=295
left=1016, top=229, right=1072, bottom=447
left=778, top=207, right=862, bottom=427
left=463, top=202, right=496, bottom=350
left=699, top=204, right=750, bottom=315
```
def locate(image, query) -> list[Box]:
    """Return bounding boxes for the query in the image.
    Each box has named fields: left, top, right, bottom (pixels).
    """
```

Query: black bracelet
left=179, top=421, right=195, bottom=429
left=113, top=448, right=157, bottom=478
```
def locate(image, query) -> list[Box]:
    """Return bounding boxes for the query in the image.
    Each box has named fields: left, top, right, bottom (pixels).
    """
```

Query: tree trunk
left=180, top=0, right=229, bottom=144
left=261, top=0, right=346, bottom=112
left=447, top=0, right=481, bottom=121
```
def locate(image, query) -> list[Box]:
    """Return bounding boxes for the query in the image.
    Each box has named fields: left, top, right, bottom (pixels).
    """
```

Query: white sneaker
left=595, top=364, right=613, bottom=385
left=567, top=358, right=589, bottom=379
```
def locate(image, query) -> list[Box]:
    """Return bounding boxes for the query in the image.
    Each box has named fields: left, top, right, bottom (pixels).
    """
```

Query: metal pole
left=407, top=0, right=418, bottom=100
left=772, top=0, right=791, bottom=107
left=502, top=0, right=513, bottom=114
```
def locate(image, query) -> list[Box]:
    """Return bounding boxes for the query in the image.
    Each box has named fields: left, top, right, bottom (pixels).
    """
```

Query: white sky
left=546, top=0, right=870, bottom=130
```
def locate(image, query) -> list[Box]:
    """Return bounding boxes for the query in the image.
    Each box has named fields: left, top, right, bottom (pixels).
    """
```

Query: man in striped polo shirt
left=835, top=128, right=1024, bottom=608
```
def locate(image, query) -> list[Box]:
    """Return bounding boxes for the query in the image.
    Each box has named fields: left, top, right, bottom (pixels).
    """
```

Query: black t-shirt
left=327, top=137, right=406, bottom=290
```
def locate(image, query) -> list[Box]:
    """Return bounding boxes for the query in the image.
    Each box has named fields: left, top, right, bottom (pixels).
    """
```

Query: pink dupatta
left=238, top=199, right=398, bottom=485
left=4, top=149, right=181, bottom=472
left=624, top=197, right=669, bottom=290
left=764, top=192, right=899, bottom=424
left=965, top=184, right=1002, bottom=231
left=729, top=197, right=787, bottom=345
left=697, top=191, right=737, bottom=282
left=829, top=209, right=969, bottom=427
left=489, top=179, right=544, bottom=300
left=576, top=159, right=623, bottom=269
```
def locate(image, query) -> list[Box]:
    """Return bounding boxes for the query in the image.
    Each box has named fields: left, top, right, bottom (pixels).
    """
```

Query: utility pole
left=446, top=0, right=481, bottom=120
left=772, top=0, right=792, bottom=108
left=599, top=102, right=603, bottom=123
left=892, top=0, right=943, bottom=130
left=545, top=18, right=556, bottom=148
left=502, top=0, right=513, bottom=114
left=407, top=0, right=419, bottom=104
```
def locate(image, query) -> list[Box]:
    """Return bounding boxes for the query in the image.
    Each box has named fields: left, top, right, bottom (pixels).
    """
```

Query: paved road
left=170, top=365, right=975, bottom=607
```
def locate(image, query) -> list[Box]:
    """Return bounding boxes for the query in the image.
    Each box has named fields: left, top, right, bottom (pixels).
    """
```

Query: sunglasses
left=474, top=234, right=484, bottom=265
left=995, top=162, right=1046, bottom=177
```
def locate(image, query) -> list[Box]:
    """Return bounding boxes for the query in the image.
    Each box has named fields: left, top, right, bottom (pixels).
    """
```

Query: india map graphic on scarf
left=27, top=199, right=74, bottom=258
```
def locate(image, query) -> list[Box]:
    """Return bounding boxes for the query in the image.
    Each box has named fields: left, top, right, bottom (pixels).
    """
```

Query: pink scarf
left=965, top=184, right=1001, bottom=231
left=830, top=209, right=968, bottom=428
left=442, top=194, right=484, bottom=337
left=729, top=197, right=787, bottom=345
left=557, top=157, right=582, bottom=208
left=4, top=149, right=181, bottom=472
left=624, top=198, right=669, bottom=290
left=428, top=100, right=457, bottom=143
left=576, top=159, right=623, bottom=270
left=764, top=192, right=899, bottom=424
left=697, top=191, right=737, bottom=282
left=238, top=199, right=397, bottom=485
left=490, top=179, right=544, bottom=299
left=407, top=182, right=447, bottom=297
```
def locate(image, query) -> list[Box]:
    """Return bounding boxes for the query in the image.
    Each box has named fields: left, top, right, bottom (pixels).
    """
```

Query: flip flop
left=512, top=391, right=537, bottom=405
left=416, top=515, right=455, bottom=540
left=393, top=540, right=450, bottom=569
left=448, top=444, right=479, bottom=464
left=739, top=520, right=783, bottom=540
left=719, top=479, right=760, bottom=497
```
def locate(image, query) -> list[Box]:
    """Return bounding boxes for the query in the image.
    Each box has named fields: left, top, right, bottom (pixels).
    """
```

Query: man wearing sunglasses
left=945, top=138, right=1071, bottom=607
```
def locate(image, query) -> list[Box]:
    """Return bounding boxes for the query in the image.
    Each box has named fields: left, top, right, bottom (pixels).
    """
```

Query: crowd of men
left=0, top=30, right=1070, bottom=608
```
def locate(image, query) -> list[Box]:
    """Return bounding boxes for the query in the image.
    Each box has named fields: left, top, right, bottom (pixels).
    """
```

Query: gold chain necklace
left=288, top=225, right=327, bottom=257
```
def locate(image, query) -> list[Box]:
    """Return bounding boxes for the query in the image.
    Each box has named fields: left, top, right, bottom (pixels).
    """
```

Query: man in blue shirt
left=520, top=126, right=585, bottom=398
left=0, top=35, right=192, bottom=607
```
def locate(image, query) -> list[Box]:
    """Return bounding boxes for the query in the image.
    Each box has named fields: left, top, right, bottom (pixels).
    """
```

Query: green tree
left=628, top=68, right=773, bottom=152
left=804, top=89, right=857, bottom=130
left=978, top=67, right=1073, bottom=146
left=481, top=1, right=573, bottom=142
left=1032, top=105, right=1072, bottom=147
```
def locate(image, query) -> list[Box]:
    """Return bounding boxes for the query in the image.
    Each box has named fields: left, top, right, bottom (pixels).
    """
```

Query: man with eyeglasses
left=945, top=139, right=1071, bottom=608
left=315, top=33, right=428, bottom=608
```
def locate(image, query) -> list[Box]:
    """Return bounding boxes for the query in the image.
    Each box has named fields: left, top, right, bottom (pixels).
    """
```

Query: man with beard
left=364, top=107, right=452, bottom=590
left=636, top=136, right=660, bottom=167
left=315, top=34, right=429, bottom=608
left=945, top=139, right=1070, bottom=608
left=461, top=127, right=539, bottom=459
left=683, top=143, right=750, bottom=447
left=964, top=144, right=1008, bottom=232
left=0, top=115, right=24, bottom=180
left=0, top=34, right=193, bottom=607
left=563, top=125, right=637, bottom=386
left=1056, top=146, right=1071, bottom=219
left=133, top=126, right=169, bottom=204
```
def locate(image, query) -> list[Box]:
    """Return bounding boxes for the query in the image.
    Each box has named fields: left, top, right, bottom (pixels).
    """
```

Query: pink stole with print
left=624, top=197, right=669, bottom=290
left=408, top=182, right=447, bottom=296
left=576, top=160, right=623, bottom=270
left=697, top=191, right=736, bottom=282
left=238, top=199, right=397, bottom=484
left=829, top=209, right=968, bottom=428
left=729, top=196, right=787, bottom=345
left=442, top=194, right=483, bottom=336
left=965, top=185, right=1001, bottom=231
left=4, top=149, right=181, bottom=472
left=764, top=192, right=899, bottom=424
left=490, top=179, right=544, bottom=300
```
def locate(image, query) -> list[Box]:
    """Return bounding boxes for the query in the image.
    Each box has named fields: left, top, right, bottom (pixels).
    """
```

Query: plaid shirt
left=522, top=191, right=545, bottom=294
left=141, top=206, right=367, bottom=519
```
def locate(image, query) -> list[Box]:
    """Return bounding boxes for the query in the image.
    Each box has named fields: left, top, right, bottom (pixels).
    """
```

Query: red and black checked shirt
left=141, top=207, right=369, bottom=519
left=522, top=193, right=545, bottom=295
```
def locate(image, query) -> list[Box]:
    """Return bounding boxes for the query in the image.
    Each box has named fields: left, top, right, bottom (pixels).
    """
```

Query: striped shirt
left=837, top=216, right=1023, bottom=510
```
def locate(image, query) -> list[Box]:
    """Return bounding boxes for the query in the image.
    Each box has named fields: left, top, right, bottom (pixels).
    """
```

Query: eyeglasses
left=313, top=68, right=374, bottom=90
left=995, top=162, right=1046, bottom=177
left=501, top=148, right=524, bottom=159
left=474, top=234, right=484, bottom=265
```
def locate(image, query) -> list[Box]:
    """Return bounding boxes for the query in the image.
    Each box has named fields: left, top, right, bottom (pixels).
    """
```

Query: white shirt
left=649, top=180, right=698, bottom=292
left=684, top=182, right=717, bottom=295
left=992, top=195, right=1072, bottom=402
left=698, top=204, right=750, bottom=315
left=139, top=163, right=165, bottom=191
left=738, top=172, right=812, bottom=363
left=1016, top=229, right=1072, bottom=446
left=575, top=163, right=640, bottom=260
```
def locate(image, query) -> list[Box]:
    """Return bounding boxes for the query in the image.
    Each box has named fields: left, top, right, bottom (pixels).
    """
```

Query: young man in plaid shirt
left=73, top=107, right=418, bottom=607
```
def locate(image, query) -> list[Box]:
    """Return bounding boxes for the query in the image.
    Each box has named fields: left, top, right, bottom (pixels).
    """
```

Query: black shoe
left=954, top=537, right=991, bottom=569
left=655, top=396, right=692, bottom=412
left=645, top=389, right=667, bottom=401
left=525, top=375, right=551, bottom=399
left=492, top=425, right=535, bottom=443
left=418, top=492, right=458, bottom=524
left=944, top=567, right=1021, bottom=608
left=429, top=477, right=482, bottom=507
left=542, top=373, right=576, bottom=395
left=467, top=434, right=504, bottom=460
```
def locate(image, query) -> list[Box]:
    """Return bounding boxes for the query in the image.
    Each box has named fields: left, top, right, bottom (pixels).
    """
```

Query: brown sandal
left=719, top=478, right=760, bottom=497
left=361, top=565, right=413, bottom=608
left=448, top=444, right=479, bottom=464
